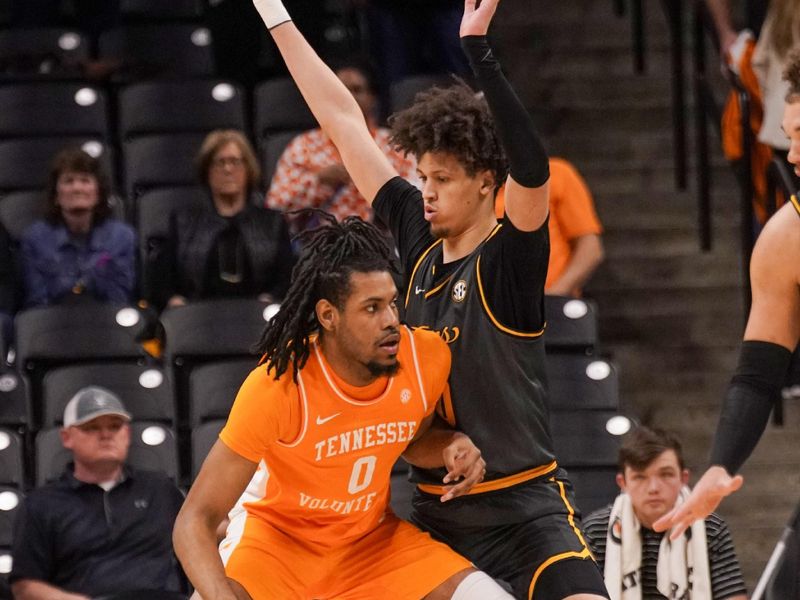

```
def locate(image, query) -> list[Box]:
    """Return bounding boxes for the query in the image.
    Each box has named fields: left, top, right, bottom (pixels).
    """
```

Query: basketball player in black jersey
left=655, top=50, right=800, bottom=538
left=252, top=0, right=609, bottom=598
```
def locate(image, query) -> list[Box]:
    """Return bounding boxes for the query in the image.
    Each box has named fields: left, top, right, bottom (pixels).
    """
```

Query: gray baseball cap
left=63, top=386, right=132, bottom=428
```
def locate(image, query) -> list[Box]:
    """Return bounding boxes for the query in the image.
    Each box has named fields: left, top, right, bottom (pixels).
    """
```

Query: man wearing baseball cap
left=11, top=386, right=186, bottom=599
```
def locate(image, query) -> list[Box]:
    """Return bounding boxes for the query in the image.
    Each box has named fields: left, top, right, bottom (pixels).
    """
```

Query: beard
left=365, top=359, right=401, bottom=378
left=430, top=224, right=450, bottom=239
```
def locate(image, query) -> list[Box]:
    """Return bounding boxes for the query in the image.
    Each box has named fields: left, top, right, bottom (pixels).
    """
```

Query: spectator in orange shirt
left=266, top=60, right=417, bottom=233
left=496, top=157, right=604, bottom=296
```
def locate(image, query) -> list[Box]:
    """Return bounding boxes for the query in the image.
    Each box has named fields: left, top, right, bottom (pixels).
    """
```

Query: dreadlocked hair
left=253, top=210, right=396, bottom=382
left=388, top=79, right=509, bottom=193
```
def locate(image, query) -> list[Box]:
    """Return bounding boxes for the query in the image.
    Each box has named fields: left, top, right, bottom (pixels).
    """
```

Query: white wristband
left=253, top=0, right=291, bottom=30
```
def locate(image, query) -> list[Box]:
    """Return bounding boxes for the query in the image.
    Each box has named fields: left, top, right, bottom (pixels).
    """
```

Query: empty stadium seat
left=136, top=186, right=204, bottom=261
left=550, top=410, right=621, bottom=468
left=42, top=363, right=175, bottom=428
left=161, top=299, right=273, bottom=362
left=188, top=359, right=254, bottom=427
left=0, top=29, right=89, bottom=80
left=0, top=138, right=113, bottom=193
left=389, top=74, right=453, bottom=113
left=0, top=370, right=30, bottom=428
left=123, top=133, right=206, bottom=201
left=0, top=82, right=108, bottom=139
left=544, top=295, right=599, bottom=352
left=565, top=466, right=619, bottom=516
left=99, top=25, right=214, bottom=79
left=0, top=190, right=46, bottom=240
left=36, top=422, right=179, bottom=486
left=261, top=130, right=302, bottom=186
left=0, top=429, right=23, bottom=488
left=254, top=78, right=316, bottom=139
left=120, top=0, right=204, bottom=21
left=119, top=80, right=245, bottom=140
left=546, top=354, right=619, bottom=411
left=191, top=419, right=224, bottom=478
left=0, top=487, right=21, bottom=546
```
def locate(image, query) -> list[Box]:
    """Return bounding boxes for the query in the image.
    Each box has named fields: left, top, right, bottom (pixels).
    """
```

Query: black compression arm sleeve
left=461, top=35, right=549, bottom=188
left=709, top=340, right=793, bottom=474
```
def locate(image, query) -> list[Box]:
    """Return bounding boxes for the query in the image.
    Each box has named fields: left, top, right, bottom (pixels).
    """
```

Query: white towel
left=603, top=488, right=712, bottom=599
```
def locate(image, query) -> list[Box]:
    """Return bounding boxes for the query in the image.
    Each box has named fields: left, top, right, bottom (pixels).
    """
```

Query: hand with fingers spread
left=652, top=465, right=744, bottom=540
left=460, top=0, right=501, bottom=38
left=440, top=432, right=486, bottom=502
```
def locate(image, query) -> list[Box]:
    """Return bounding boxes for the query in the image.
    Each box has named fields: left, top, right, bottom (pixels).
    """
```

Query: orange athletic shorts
left=223, top=512, right=472, bottom=599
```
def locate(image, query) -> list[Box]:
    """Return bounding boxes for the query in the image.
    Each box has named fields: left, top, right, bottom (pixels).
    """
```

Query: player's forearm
left=254, top=2, right=366, bottom=149
left=403, top=422, right=465, bottom=469
left=173, top=508, right=239, bottom=600
left=461, top=36, right=549, bottom=189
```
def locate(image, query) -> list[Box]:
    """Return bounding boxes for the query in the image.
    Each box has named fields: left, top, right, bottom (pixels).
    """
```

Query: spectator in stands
left=20, top=148, right=135, bottom=309
left=267, top=61, right=417, bottom=233
left=495, top=157, right=604, bottom=296
left=357, top=0, right=469, bottom=116
left=582, top=427, right=747, bottom=600
left=10, top=386, right=185, bottom=599
left=145, top=130, right=294, bottom=309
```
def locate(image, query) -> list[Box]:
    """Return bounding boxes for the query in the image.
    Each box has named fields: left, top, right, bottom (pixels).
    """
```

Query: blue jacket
left=20, top=218, right=135, bottom=308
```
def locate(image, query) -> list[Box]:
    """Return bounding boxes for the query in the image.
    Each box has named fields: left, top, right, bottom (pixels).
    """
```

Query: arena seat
left=119, top=80, right=245, bottom=140
left=261, top=130, right=302, bottom=186
left=0, top=429, right=24, bottom=488
left=191, top=419, right=224, bottom=479
left=42, top=363, right=175, bottom=429
left=546, top=354, right=619, bottom=411
left=550, top=409, right=621, bottom=468
left=0, top=487, right=21, bottom=546
left=188, top=358, right=255, bottom=427
left=0, top=82, right=109, bottom=139
left=36, top=422, right=179, bottom=485
left=123, top=133, right=206, bottom=202
left=565, top=466, right=619, bottom=516
left=0, top=190, right=46, bottom=241
left=119, top=0, right=205, bottom=21
left=389, top=74, right=454, bottom=113
left=0, top=370, right=31, bottom=428
left=136, top=186, right=204, bottom=262
left=0, top=138, right=114, bottom=193
left=543, top=295, right=599, bottom=352
left=0, top=28, right=89, bottom=80
left=254, top=78, right=316, bottom=139
left=99, top=25, right=214, bottom=79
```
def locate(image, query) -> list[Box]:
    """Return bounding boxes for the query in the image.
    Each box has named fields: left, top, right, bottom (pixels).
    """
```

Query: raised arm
left=253, top=0, right=397, bottom=203
left=173, top=441, right=258, bottom=600
left=460, top=0, right=550, bottom=232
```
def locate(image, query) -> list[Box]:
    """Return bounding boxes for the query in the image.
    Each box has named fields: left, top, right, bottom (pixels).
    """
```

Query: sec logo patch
left=452, top=280, right=467, bottom=303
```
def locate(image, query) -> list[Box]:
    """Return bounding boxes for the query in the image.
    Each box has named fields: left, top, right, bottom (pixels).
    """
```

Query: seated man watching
left=11, top=386, right=185, bottom=600
left=582, top=427, right=747, bottom=600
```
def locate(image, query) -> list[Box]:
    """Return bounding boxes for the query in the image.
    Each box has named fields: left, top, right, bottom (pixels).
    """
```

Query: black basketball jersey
left=791, top=193, right=800, bottom=217
left=404, top=225, right=557, bottom=489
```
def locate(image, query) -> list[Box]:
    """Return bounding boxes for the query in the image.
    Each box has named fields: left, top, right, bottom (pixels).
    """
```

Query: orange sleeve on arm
left=219, top=366, right=301, bottom=463
left=412, top=329, right=452, bottom=417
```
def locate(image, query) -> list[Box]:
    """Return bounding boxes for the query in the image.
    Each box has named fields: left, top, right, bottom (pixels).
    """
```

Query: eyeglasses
left=211, top=156, right=245, bottom=169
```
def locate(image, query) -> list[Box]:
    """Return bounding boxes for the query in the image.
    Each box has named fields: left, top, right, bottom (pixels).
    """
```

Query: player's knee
left=428, top=568, right=513, bottom=599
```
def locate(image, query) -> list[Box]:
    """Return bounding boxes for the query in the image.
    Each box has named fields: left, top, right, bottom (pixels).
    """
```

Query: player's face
left=209, top=141, right=248, bottom=199
left=783, top=100, right=800, bottom=178
left=417, top=152, right=495, bottom=240
left=56, top=170, right=99, bottom=216
left=61, top=415, right=130, bottom=471
left=335, top=271, right=401, bottom=379
left=617, top=450, right=689, bottom=529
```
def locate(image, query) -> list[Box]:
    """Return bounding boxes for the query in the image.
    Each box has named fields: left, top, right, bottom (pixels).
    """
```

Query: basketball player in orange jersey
left=173, top=214, right=514, bottom=599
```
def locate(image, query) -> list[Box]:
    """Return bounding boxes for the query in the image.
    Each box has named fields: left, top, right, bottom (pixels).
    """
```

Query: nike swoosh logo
left=316, top=413, right=341, bottom=426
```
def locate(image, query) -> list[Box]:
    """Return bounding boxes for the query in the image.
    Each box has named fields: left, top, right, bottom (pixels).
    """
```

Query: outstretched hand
left=460, top=0, right=500, bottom=38
left=652, top=466, right=744, bottom=540
left=440, top=433, right=486, bottom=502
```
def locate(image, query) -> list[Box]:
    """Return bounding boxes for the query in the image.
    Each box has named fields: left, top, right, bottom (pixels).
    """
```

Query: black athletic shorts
left=409, top=469, right=610, bottom=600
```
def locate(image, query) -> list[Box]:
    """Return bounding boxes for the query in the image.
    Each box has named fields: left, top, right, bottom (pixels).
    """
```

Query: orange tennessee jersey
left=219, top=325, right=450, bottom=547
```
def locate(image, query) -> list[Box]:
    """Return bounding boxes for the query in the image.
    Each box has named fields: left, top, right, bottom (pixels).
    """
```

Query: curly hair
left=253, top=210, right=395, bottom=381
left=388, top=81, right=508, bottom=191
left=785, top=47, right=800, bottom=101
left=46, top=147, right=112, bottom=225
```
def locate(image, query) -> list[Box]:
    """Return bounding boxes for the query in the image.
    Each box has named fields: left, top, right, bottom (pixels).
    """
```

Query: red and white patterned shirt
left=266, top=127, right=418, bottom=224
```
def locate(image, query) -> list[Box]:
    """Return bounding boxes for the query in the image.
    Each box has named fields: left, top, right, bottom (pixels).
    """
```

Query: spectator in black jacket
left=145, top=130, right=295, bottom=309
